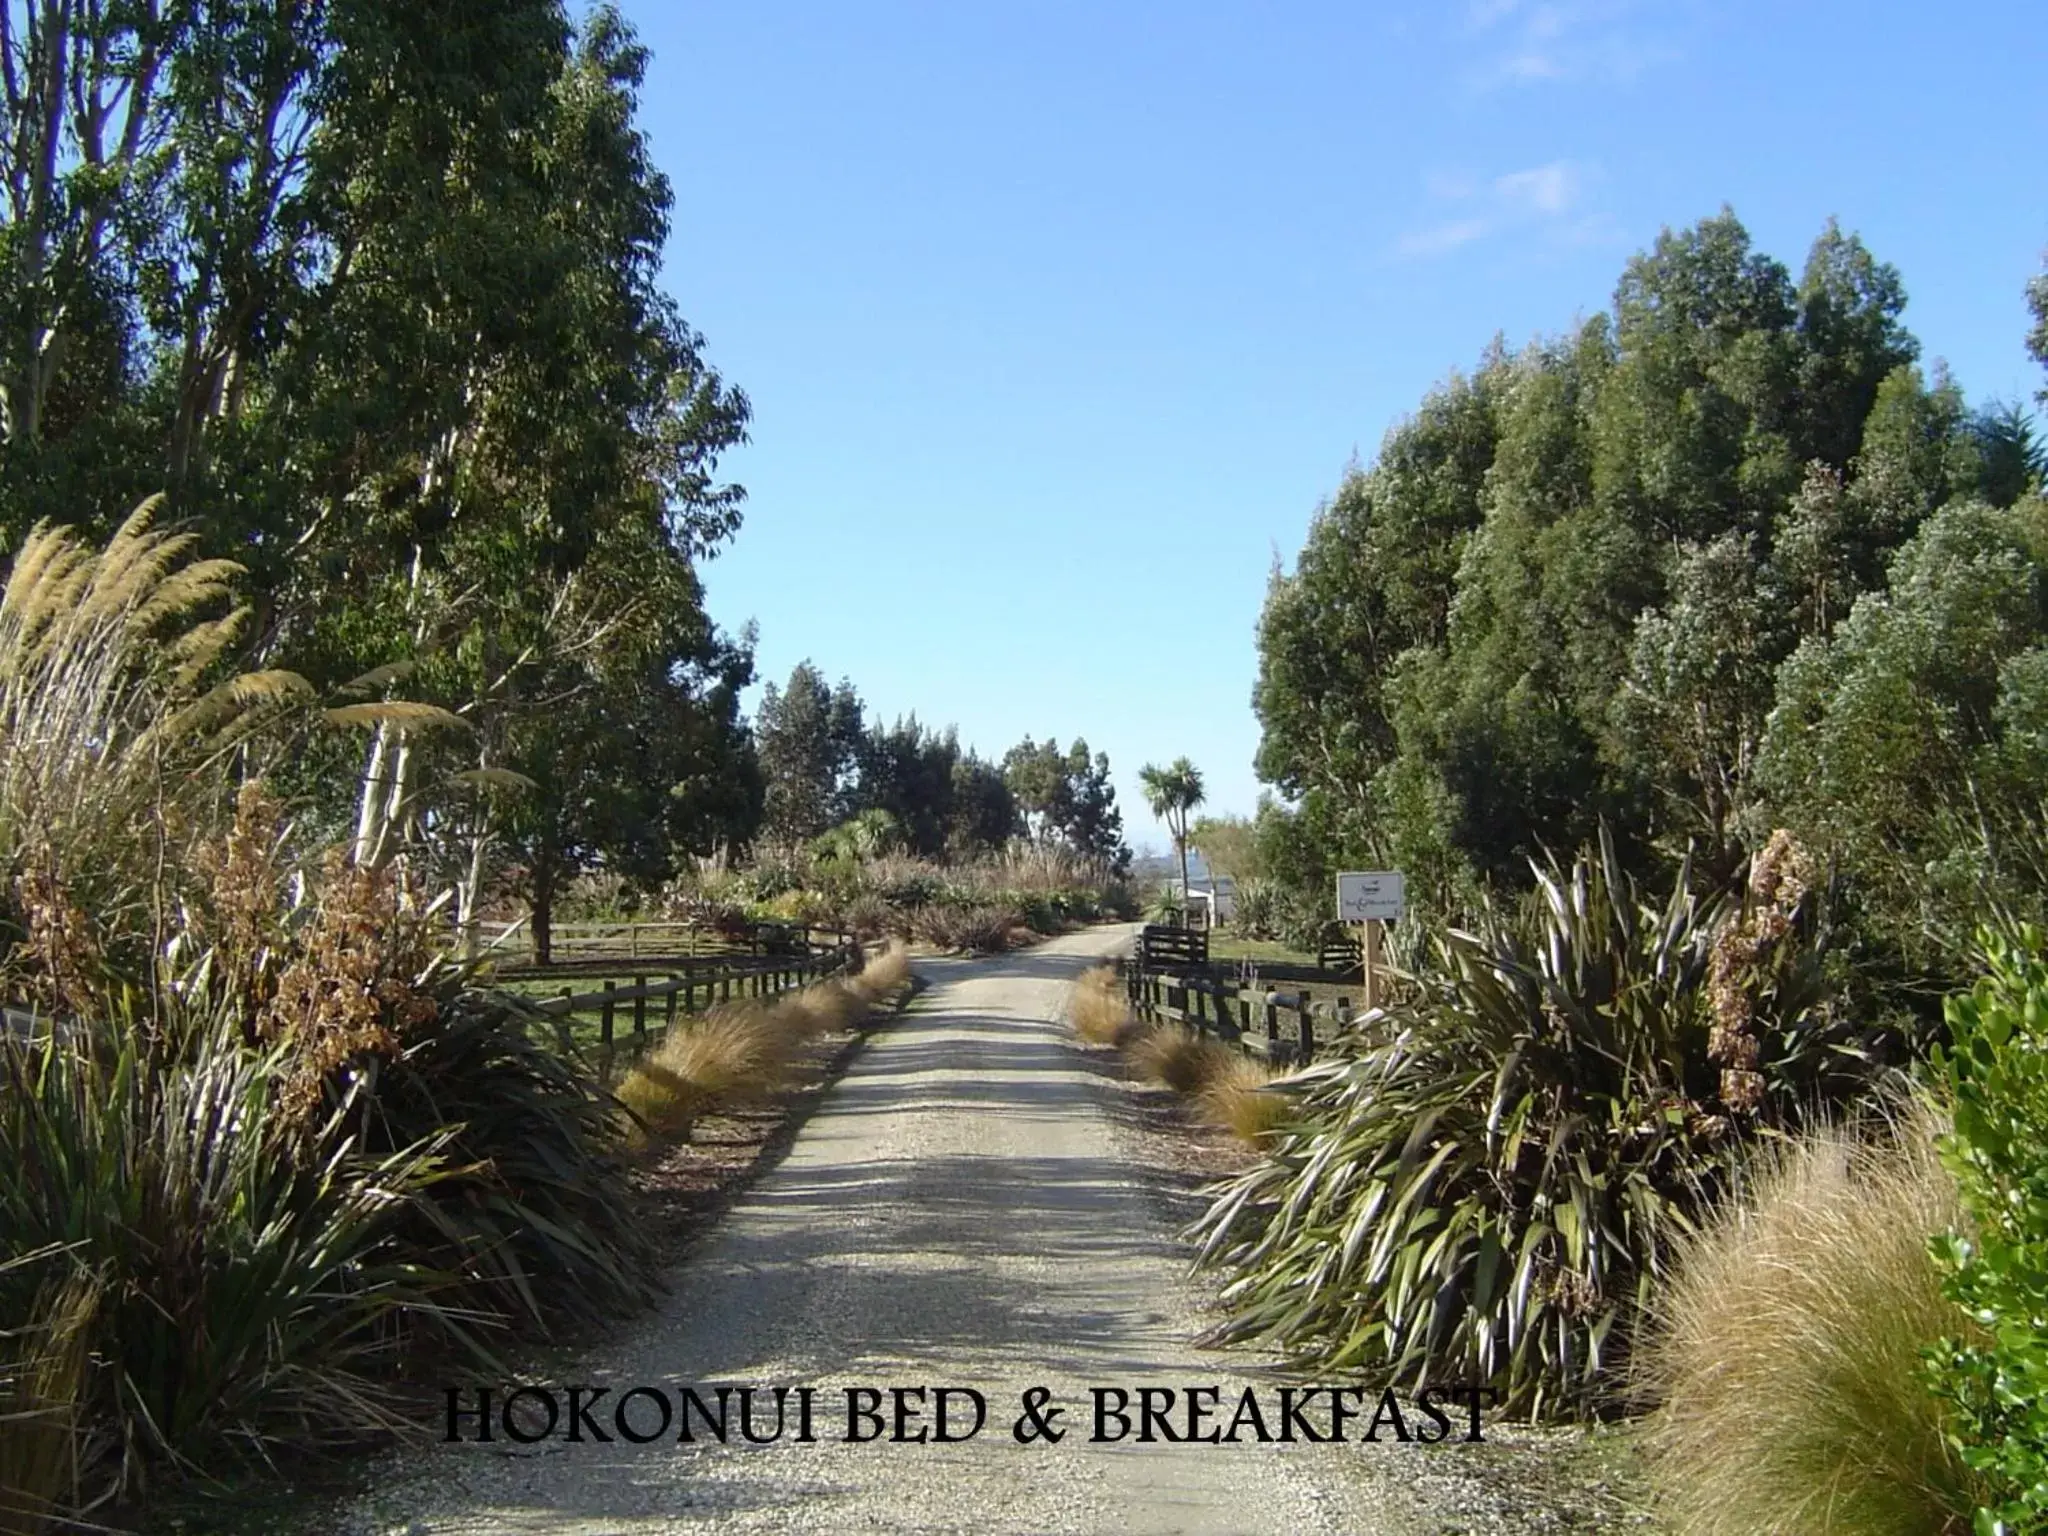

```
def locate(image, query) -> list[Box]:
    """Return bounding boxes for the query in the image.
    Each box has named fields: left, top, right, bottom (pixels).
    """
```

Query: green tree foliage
left=1758, top=496, right=2048, bottom=964
left=2028, top=258, right=2048, bottom=403
left=1189, top=811, right=1262, bottom=885
left=877, top=725, right=1020, bottom=858
left=1926, top=927, right=2048, bottom=1535
left=756, top=676, right=1029, bottom=864
left=1139, top=757, right=1205, bottom=906
left=0, top=2, right=761, bottom=919
left=1254, top=209, right=2047, bottom=1000
left=945, top=752, right=1021, bottom=855
left=756, top=662, right=857, bottom=843
left=1002, top=735, right=1129, bottom=871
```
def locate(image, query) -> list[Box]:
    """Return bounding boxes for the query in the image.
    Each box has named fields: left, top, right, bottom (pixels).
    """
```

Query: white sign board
left=1336, top=870, right=1406, bottom=924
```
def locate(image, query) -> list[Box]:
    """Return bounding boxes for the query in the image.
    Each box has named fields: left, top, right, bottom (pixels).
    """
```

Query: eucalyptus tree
left=1003, top=735, right=1127, bottom=869
left=0, top=2, right=761, bottom=927
left=1253, top=211, right=1986, bottom=916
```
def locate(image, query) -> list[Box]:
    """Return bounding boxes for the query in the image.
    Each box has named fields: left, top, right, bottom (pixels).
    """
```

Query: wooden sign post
left=1336, top=871, right=1405, bottom=1016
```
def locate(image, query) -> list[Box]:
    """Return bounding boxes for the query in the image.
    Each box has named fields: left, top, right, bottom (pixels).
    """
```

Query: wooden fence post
left=600, top=980, right=616, bottom=1047
left=633, top=977, right=647, bottom=1042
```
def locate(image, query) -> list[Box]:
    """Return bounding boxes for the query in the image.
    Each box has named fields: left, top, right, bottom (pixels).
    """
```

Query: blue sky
left=619, top=1, right=2046, bottom=856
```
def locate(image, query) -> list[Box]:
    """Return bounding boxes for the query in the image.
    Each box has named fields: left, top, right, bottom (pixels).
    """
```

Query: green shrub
left=740, top=848, right=808, bottom=902
left=356, top=982, right=658, bottom=1340
left=0, top=915, right=658, bottom=1522
left=1059, top=887, right=1103, bottom=922
left=876, top=870, right=944, bottom=909
left=1010, top=889, right=1061, bottom=933
left=1145, top=884, right=1185, bottom=925
left=1272, top=883, right=1341, bottom=954
left=178, top=808, right=660, bottom=1345
left=1232, top=879, right=1281, bottom=939
left=1190, top=830, right=1867, bottom=1418
left=1925, top=926, right=2048, bottom=1534
left=0, top=1015, right=451, bottom=1511
left=0, top=1248, right=97, bottom=1534
left=1101, top=881, right=1142, bottom=921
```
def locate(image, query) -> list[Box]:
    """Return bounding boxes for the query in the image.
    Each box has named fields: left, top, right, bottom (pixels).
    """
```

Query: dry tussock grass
left=766, top=979, right=861, bottom=1045
left=1637, top=1111, right=1987, bottom=1536
left=1128, top=1025, right=1237, bottom=1096
left=1067, top=965, right=1135, bottom=1047
left=1197, top=1056, right=1290, bottom=1146
left=846, top=941, right=911, bottom=1004
left=615, top=1006, right=786, bottom=1146
left=617, top=949, right=914, bottom=1150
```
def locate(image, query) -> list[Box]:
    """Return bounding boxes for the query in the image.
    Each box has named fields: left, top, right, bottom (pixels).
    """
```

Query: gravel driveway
left=336, top=926, right=1648, bottom=1535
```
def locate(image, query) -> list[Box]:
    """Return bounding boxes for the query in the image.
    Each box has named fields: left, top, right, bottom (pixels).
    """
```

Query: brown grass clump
left=615, top=1006, right=785, bottom=1146
left=615, top=951, right=914, bottom=1151
left=1637, top=1112, right=1988, bottom=1536
left=1128, top=1025, right=1237, bottom=1096
left=765, top=978, right=864, bottom=1048
left=1068, top=965, right=1136, bottom=1047
left=1198, top=1056, right=1290, bottom=1147
left=845, top=940, right=911, bottom=1005
left=0, top=1265, right=95, bottom=1536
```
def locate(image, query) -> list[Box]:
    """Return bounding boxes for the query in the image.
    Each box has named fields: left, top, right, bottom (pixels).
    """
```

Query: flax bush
left=1190, top=830, right=1884, bottom=1418
left=0, top=1012, right=454, bottom=1513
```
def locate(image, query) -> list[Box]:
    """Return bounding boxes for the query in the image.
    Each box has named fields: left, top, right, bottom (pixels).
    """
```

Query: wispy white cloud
left=1392, top=158, right=1608, bottom=263
left=1396, top=218, right=1493, bottom=259
left=1494, top=161, right=1580, bottom=216
left=1461, top=0, right=1684, bottom=92
left=1465, top=0, right=1524, bottom=28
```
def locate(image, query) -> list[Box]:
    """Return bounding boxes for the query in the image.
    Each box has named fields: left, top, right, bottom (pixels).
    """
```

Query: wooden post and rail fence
left=468, top=918, right=873, bottom=1074
left=1120, top=923, right=1373, bottom=1069
left=2, top=920, right=873, bottom=1055
left=523, top=939, right=865, bottom=1053
left=472, top=917, right=850, bottom=965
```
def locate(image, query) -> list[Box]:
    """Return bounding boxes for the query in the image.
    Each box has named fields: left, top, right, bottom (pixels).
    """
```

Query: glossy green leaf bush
left=1926, top=927, right=2048, bottom=1535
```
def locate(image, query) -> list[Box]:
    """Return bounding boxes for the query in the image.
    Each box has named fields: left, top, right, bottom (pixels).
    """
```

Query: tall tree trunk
left=458, top=814, right=491, bottom=960
left=1177, top=828, right=1191, bottom=930
left=531, top=842, right=555, bottom=966
left=352, top=720, right=391, bottom=865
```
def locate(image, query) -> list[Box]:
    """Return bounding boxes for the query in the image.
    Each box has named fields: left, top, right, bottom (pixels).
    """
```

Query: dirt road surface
left=335, top=926, right=1562, bottom=1535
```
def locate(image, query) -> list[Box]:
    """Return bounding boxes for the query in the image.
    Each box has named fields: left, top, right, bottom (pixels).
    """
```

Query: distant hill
left=1128, top=852, right=1176, bottom=884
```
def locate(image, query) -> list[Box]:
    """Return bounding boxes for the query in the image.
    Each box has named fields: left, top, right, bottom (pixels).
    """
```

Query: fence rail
left=1135, top=924, right=1208, bottom=970
left=4, top=931, right=868, bottom=1060
left=474, top=918, right=850, bottom=964
left=529, top=941, right=868, bottom=1056
left=1119, top=958, right=1364, bottom=1068
left=1318, top=937, right=1364, bottom=974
